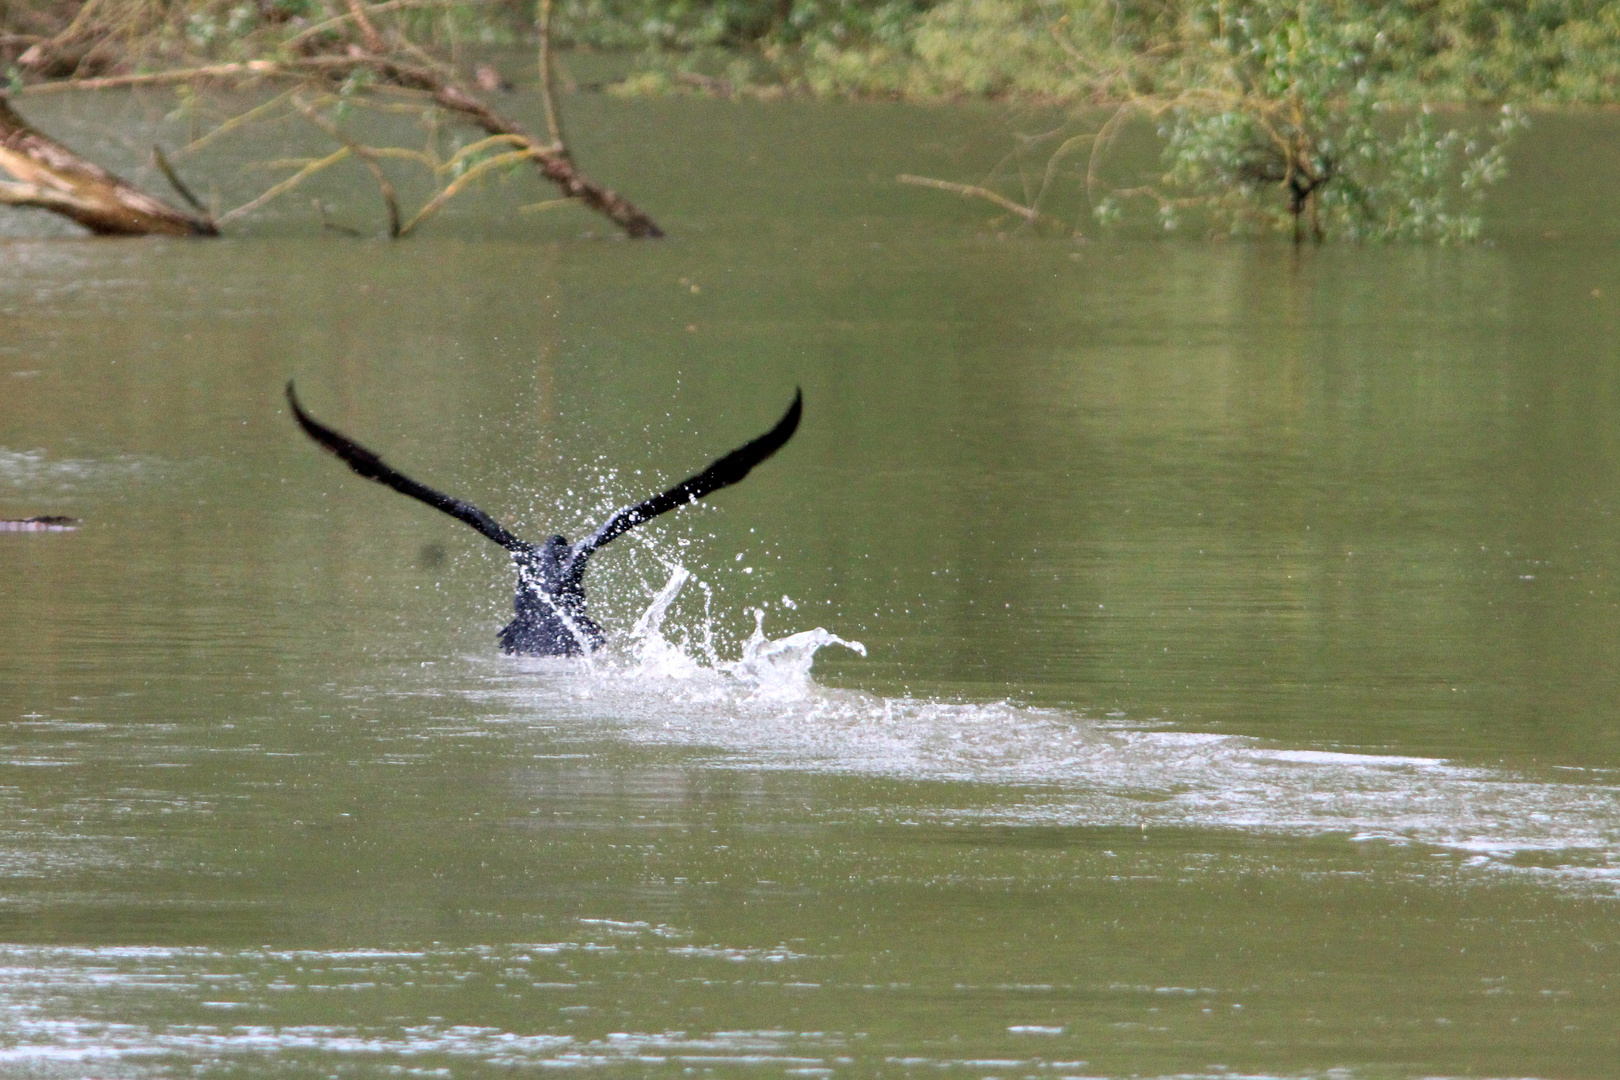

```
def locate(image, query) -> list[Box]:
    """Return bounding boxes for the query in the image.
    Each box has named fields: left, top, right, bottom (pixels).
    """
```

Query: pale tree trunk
left=0, top=94, right=216, bottom=236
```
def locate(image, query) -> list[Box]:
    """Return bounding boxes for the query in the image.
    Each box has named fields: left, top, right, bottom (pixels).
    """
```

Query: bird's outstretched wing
left=573, top=389, right=802, bottom=565
left=286, top=381, right=525, bottom=552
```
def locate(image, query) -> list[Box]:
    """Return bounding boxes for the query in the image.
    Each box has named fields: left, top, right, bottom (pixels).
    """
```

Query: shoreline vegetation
left=5, top=1, right=1619, bottom=106
left=1, top=2, right=1617, bottom=240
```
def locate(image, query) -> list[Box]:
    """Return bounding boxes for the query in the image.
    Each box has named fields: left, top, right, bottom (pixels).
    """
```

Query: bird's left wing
left=572, top=389, right=802, bottom=567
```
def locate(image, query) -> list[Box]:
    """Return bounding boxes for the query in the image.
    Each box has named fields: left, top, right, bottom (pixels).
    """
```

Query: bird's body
left=286, top=384, right=801, bottom=656
left=499, top=533, right=603, bottom=656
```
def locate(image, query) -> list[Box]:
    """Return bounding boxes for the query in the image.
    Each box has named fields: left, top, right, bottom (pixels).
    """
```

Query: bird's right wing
left=286, top=381, right=526, bottom=552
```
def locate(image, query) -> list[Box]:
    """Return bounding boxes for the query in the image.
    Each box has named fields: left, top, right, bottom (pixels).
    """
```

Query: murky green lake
left=3, top=90, right=1620, bottom=1078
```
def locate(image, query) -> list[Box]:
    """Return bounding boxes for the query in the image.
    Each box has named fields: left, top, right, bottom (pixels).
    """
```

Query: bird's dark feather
left=287, top=382, right=802, bottom=656
left=285, top=381, right=525, bottom=551
left=572, top=388, right=802, bottom=568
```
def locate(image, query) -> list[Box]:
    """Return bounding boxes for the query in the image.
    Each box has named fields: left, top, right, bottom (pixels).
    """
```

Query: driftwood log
left=0, top=515, right=79, bottom=531
left=2, top=0, right=662, bottom=239
left=0, top=94, right=216, bottom=236
left=314, top=0, right=662, bottom=236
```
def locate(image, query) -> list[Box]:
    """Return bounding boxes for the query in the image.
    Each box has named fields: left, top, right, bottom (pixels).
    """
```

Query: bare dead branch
left=293, top=95, right=401, bottom=237
left=151, top=144, right=210, bottom=217
left=536, top=0, right=567, bottom=150
left=0, top=94, right=217, bottom=235
left=896, top=174, right=1055, bottom=225
left=399, top=146, right=535, bottom=235
left=18, top=61, right=287, bottom=93
left=216, top=146, right=350, bottom=225
left=345, top=0, right=386, bottom=53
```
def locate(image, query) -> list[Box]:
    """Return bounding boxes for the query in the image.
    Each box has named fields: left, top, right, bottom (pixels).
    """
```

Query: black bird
left=286, top=382, right=802, bottom=656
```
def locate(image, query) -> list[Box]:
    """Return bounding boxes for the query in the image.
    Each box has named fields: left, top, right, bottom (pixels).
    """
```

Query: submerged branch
left=896, top=174, right=1055, bottom=225
left=151, top=145, right=208, bottom=216
left=293, top=96, right=402, bottom=237
left=17, top=50, right=664, bottom=238
left=0, top=94, right=216, bottom=235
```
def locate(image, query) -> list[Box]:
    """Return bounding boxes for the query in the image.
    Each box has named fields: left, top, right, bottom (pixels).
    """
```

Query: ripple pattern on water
left=470, top=569, right=1620, bottom=894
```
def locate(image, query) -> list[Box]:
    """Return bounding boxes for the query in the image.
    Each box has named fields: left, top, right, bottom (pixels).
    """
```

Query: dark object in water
left=286, top=382, right=802, bottom=656
left=0, top=515, right=79, bottom=532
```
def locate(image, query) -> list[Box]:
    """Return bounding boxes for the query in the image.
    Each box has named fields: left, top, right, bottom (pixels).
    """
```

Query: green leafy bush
left=1088, top=1, right=1527, bottom=241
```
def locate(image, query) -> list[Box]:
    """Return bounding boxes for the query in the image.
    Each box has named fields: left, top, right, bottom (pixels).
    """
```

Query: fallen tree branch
left=8, top=0, right=663, bottom=240
left=0, top=94, right=217, bottom=235
left=215, top=146, right=350, bottom=226
left=334, top=53, right=663, bottom=237
left=896, top=173, right=1055, bottom=225
left=19, top=53, right=664, bottom=238
left=293, top=95, right=401, bottom=237
left=17, top=61, right=285, bottom=93
left=400, top=146, right=535, bottom=236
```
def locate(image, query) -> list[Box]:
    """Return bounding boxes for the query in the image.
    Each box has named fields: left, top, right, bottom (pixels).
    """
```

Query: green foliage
left=552, top=0, right=932, bottom=50
left=1086, top=1, right=1527, bottom=241
left=903, top=0, right=1178, bottom=98
left=900, top=0, right=1620, bottom=104
left=4, top=1, right=1620, bottom=106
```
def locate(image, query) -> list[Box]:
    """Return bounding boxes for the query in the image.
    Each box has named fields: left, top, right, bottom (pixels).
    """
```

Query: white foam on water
left=478, top=566, right=1620, bottom=891
left=0, top=447, right=156, bottom=494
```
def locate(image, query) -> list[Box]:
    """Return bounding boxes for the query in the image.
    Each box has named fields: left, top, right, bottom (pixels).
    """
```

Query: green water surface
left=2, top=92, right=1619, bottom=1078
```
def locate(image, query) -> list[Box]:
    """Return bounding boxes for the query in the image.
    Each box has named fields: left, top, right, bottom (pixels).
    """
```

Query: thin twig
left=217, top=147, right=350, bottom=225
left=177, top=86, right=300, bottom=159
left=439, top=133, right=530, bottom=173
left=151, top=145, right=210, bottom=217
left=53, top=0, right=107, bottom=45
left=1084, top=100, right=1137, bottom=203
left=517, top=197, right=579, bottom=214
left=293, top=95, right=401, bottom=236
left=536, top=0, right=567, bottom=151
left=1031, top=130, right=1096, bottom=220
left=345, top=0, right=387, bottom=54
left=284, top=0, right=472, bottom=49
left=398, top=146, right=536, bottom=236
left=896, top=174, right=1054, bottom=224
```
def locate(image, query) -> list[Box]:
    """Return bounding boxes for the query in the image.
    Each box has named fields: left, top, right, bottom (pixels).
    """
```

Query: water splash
left=480, top=565, right=1620, bottom=893
left=617, top=563, right=864, bottom=693
left=720, top=608, right=867, bottom=701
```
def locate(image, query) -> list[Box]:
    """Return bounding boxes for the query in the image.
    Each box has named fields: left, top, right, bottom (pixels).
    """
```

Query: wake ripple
left=477, top=567, right=1620, bottom=893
